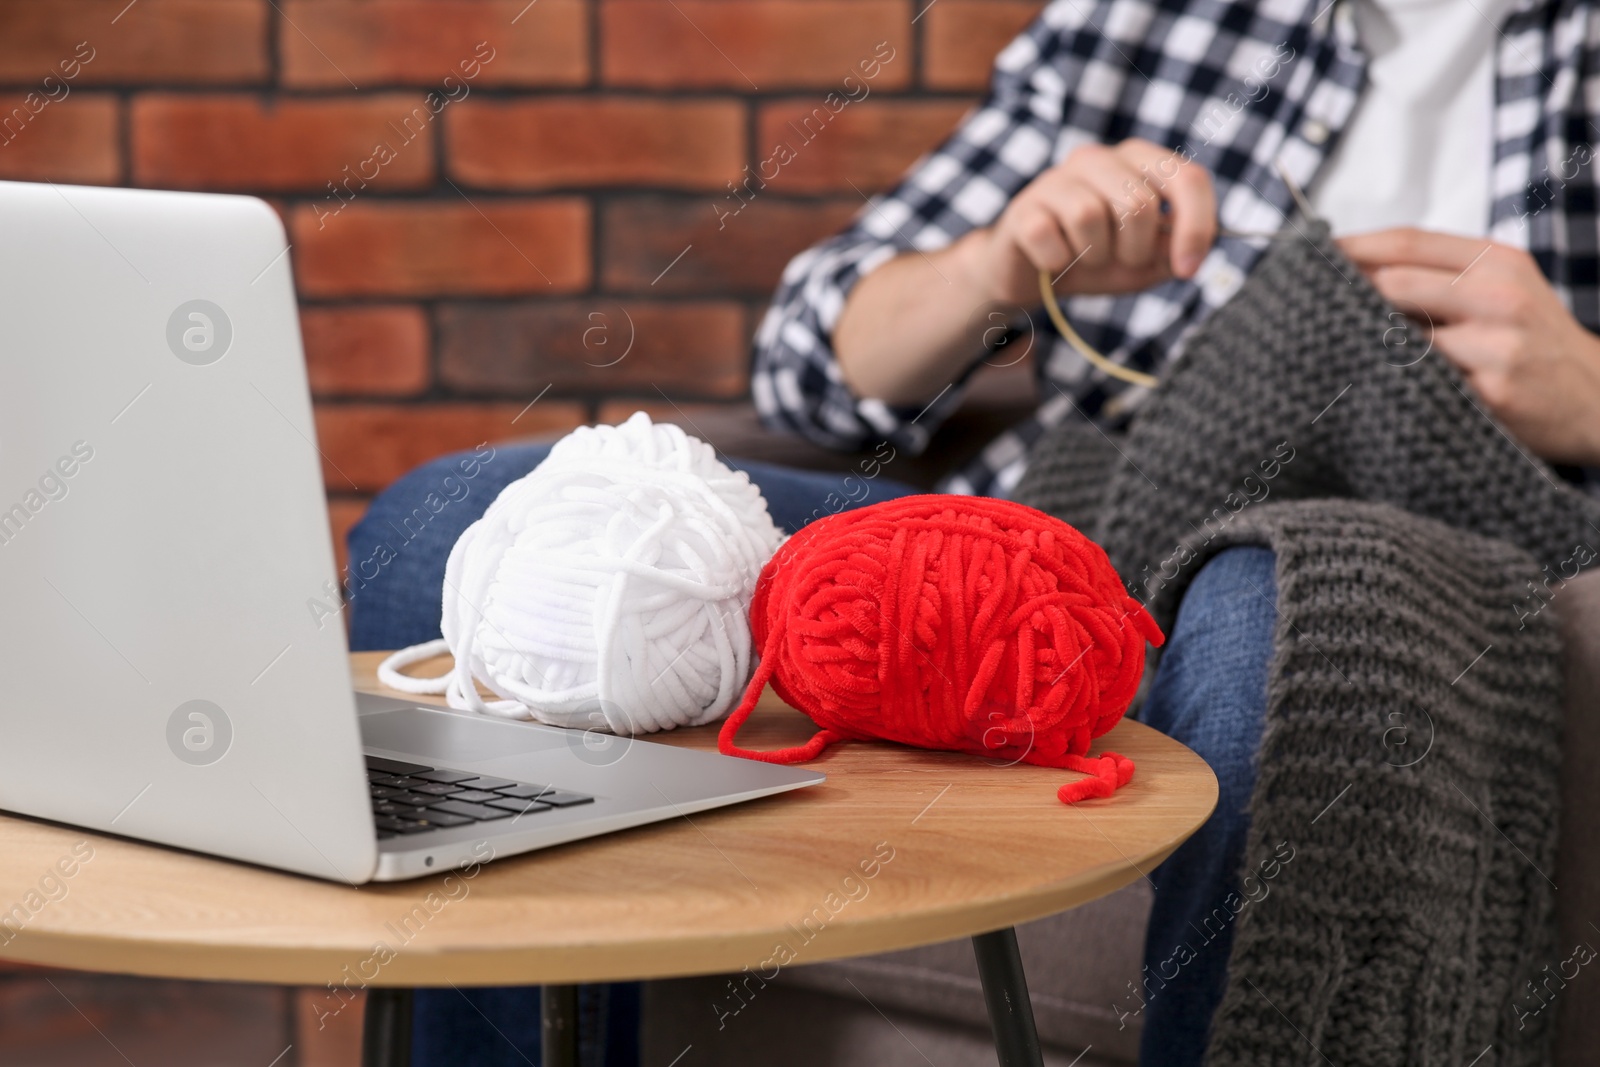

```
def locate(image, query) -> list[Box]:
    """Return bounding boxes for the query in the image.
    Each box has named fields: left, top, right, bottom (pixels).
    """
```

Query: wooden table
left=0, top=652, right=1217, bottom=1066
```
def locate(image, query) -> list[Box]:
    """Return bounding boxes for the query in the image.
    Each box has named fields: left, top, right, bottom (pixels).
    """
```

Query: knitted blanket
left=1014, top=222, right=1600, bottom=1065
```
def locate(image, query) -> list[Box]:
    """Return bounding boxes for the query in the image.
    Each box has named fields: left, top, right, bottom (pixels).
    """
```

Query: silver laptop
left=0, top=180, right=821, bottom=883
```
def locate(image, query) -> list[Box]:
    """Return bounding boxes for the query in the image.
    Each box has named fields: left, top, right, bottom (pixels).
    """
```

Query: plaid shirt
left=752, top=0, right=1600, bottom=496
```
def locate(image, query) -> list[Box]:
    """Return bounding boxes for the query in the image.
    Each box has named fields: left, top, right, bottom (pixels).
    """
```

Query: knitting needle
left=1217, top=227, right=1301, bottom=241
left=1038, top=162, right=1318, bottom=386
left=1151, top=164, right=1317, bottom=241
left=1276, top=160, right=1317, bottom=218
left=1036, top=271, right=1161, bottom=389
left=1151, top=221, right=1302, bottom=241
left=1038, top=223, right=1289, bottom=387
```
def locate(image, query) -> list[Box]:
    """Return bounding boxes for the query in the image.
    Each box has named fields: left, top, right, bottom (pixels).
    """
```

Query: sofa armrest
left=652, top=362, right=1036, bottom=490
left=1554, top=570, right=1600, bottom=1065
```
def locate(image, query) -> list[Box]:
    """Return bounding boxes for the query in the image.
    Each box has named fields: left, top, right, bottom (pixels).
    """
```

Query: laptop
left=0, top=180, right=822, bottom=883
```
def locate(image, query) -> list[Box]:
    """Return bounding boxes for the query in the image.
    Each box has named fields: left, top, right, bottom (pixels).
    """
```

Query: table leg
left=972, top=927, right=1044, bottom=1067
left=361, top=987, right=413, bottom=1067
left=542, top=983, right=579, bottom=1067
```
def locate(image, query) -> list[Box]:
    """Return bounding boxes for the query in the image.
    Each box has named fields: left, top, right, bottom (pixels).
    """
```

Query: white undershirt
left=1308, top=0, right=1514, bottom=238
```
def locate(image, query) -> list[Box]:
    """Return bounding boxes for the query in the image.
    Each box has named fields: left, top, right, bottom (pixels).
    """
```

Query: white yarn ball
left=377, top=412, right=785, bottom=733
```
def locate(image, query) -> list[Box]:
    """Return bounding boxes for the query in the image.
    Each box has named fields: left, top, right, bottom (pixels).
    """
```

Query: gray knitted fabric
left=1015, top=223, right=1600, bottom=1065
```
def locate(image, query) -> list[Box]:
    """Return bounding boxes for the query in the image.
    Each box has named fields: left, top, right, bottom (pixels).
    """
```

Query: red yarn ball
left=717, top=495, right=1165, bottom=804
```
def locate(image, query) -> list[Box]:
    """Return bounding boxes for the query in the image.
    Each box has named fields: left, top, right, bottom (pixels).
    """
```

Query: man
left=752, top=0, right=1600, bottom=1061
left=755, top=0, right=1600, bottom=491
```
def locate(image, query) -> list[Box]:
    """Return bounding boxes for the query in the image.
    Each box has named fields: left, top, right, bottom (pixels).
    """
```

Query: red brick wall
left=0, top=0, right=1042, bottom=570
left=0, top=4, right=1043, bottom=1061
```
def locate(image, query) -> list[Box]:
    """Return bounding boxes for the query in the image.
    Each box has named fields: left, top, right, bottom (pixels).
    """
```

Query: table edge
left=0, top=839, right=1188, bottom=986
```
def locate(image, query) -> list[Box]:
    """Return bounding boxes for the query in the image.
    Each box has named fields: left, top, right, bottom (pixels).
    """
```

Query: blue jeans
left=346, top=443, right=919, bottom=1065
left=1135, top=546, right=1276, bottom=1067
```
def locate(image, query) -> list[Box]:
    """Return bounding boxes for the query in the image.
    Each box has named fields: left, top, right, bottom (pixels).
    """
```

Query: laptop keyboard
left=365, top=755, right=595, bottom=840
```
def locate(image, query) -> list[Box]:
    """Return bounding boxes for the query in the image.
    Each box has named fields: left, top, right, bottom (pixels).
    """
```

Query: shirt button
left=1200, top=261, right=1246, bottom=304
left=1302, top=118, right=1330, bottom=145
left=1334, top=1, right=1356, bottom=39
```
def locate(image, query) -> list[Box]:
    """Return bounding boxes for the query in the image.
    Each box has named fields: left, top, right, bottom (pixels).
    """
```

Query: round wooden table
left=0, top=652, right=1217, bottom=1066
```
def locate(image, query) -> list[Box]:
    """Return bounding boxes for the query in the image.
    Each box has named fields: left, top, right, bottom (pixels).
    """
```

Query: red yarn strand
left=717, top=629, right=845, bottom=764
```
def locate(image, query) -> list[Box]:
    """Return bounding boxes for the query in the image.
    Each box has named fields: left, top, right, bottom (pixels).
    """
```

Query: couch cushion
left=643, top=978, right=1132, bottom=1067
left=779, top=880, right=1151, bottom=1062
left=641, top=882, right=1150, bottom=1066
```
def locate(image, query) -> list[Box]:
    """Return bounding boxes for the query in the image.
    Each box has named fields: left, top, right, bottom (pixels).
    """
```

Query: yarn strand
left=377, top=638, right=453, bottom=693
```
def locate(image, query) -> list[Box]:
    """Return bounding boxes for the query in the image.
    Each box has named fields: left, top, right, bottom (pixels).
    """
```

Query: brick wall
left=0, top=0, right=1044, bottom=569
left=0, top=3, right=1041, bottom=1062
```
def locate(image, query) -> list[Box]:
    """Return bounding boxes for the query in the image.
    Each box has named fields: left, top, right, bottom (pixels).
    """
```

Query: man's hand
left=1340, top=227, right=1600, bottom=467
left=972, top=139, right=1217, bottom=305
left=835, top=138, right=1215, bottom=405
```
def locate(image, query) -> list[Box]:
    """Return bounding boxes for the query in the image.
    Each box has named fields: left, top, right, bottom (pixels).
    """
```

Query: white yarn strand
left=377, top=412, right=784, bottom=734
